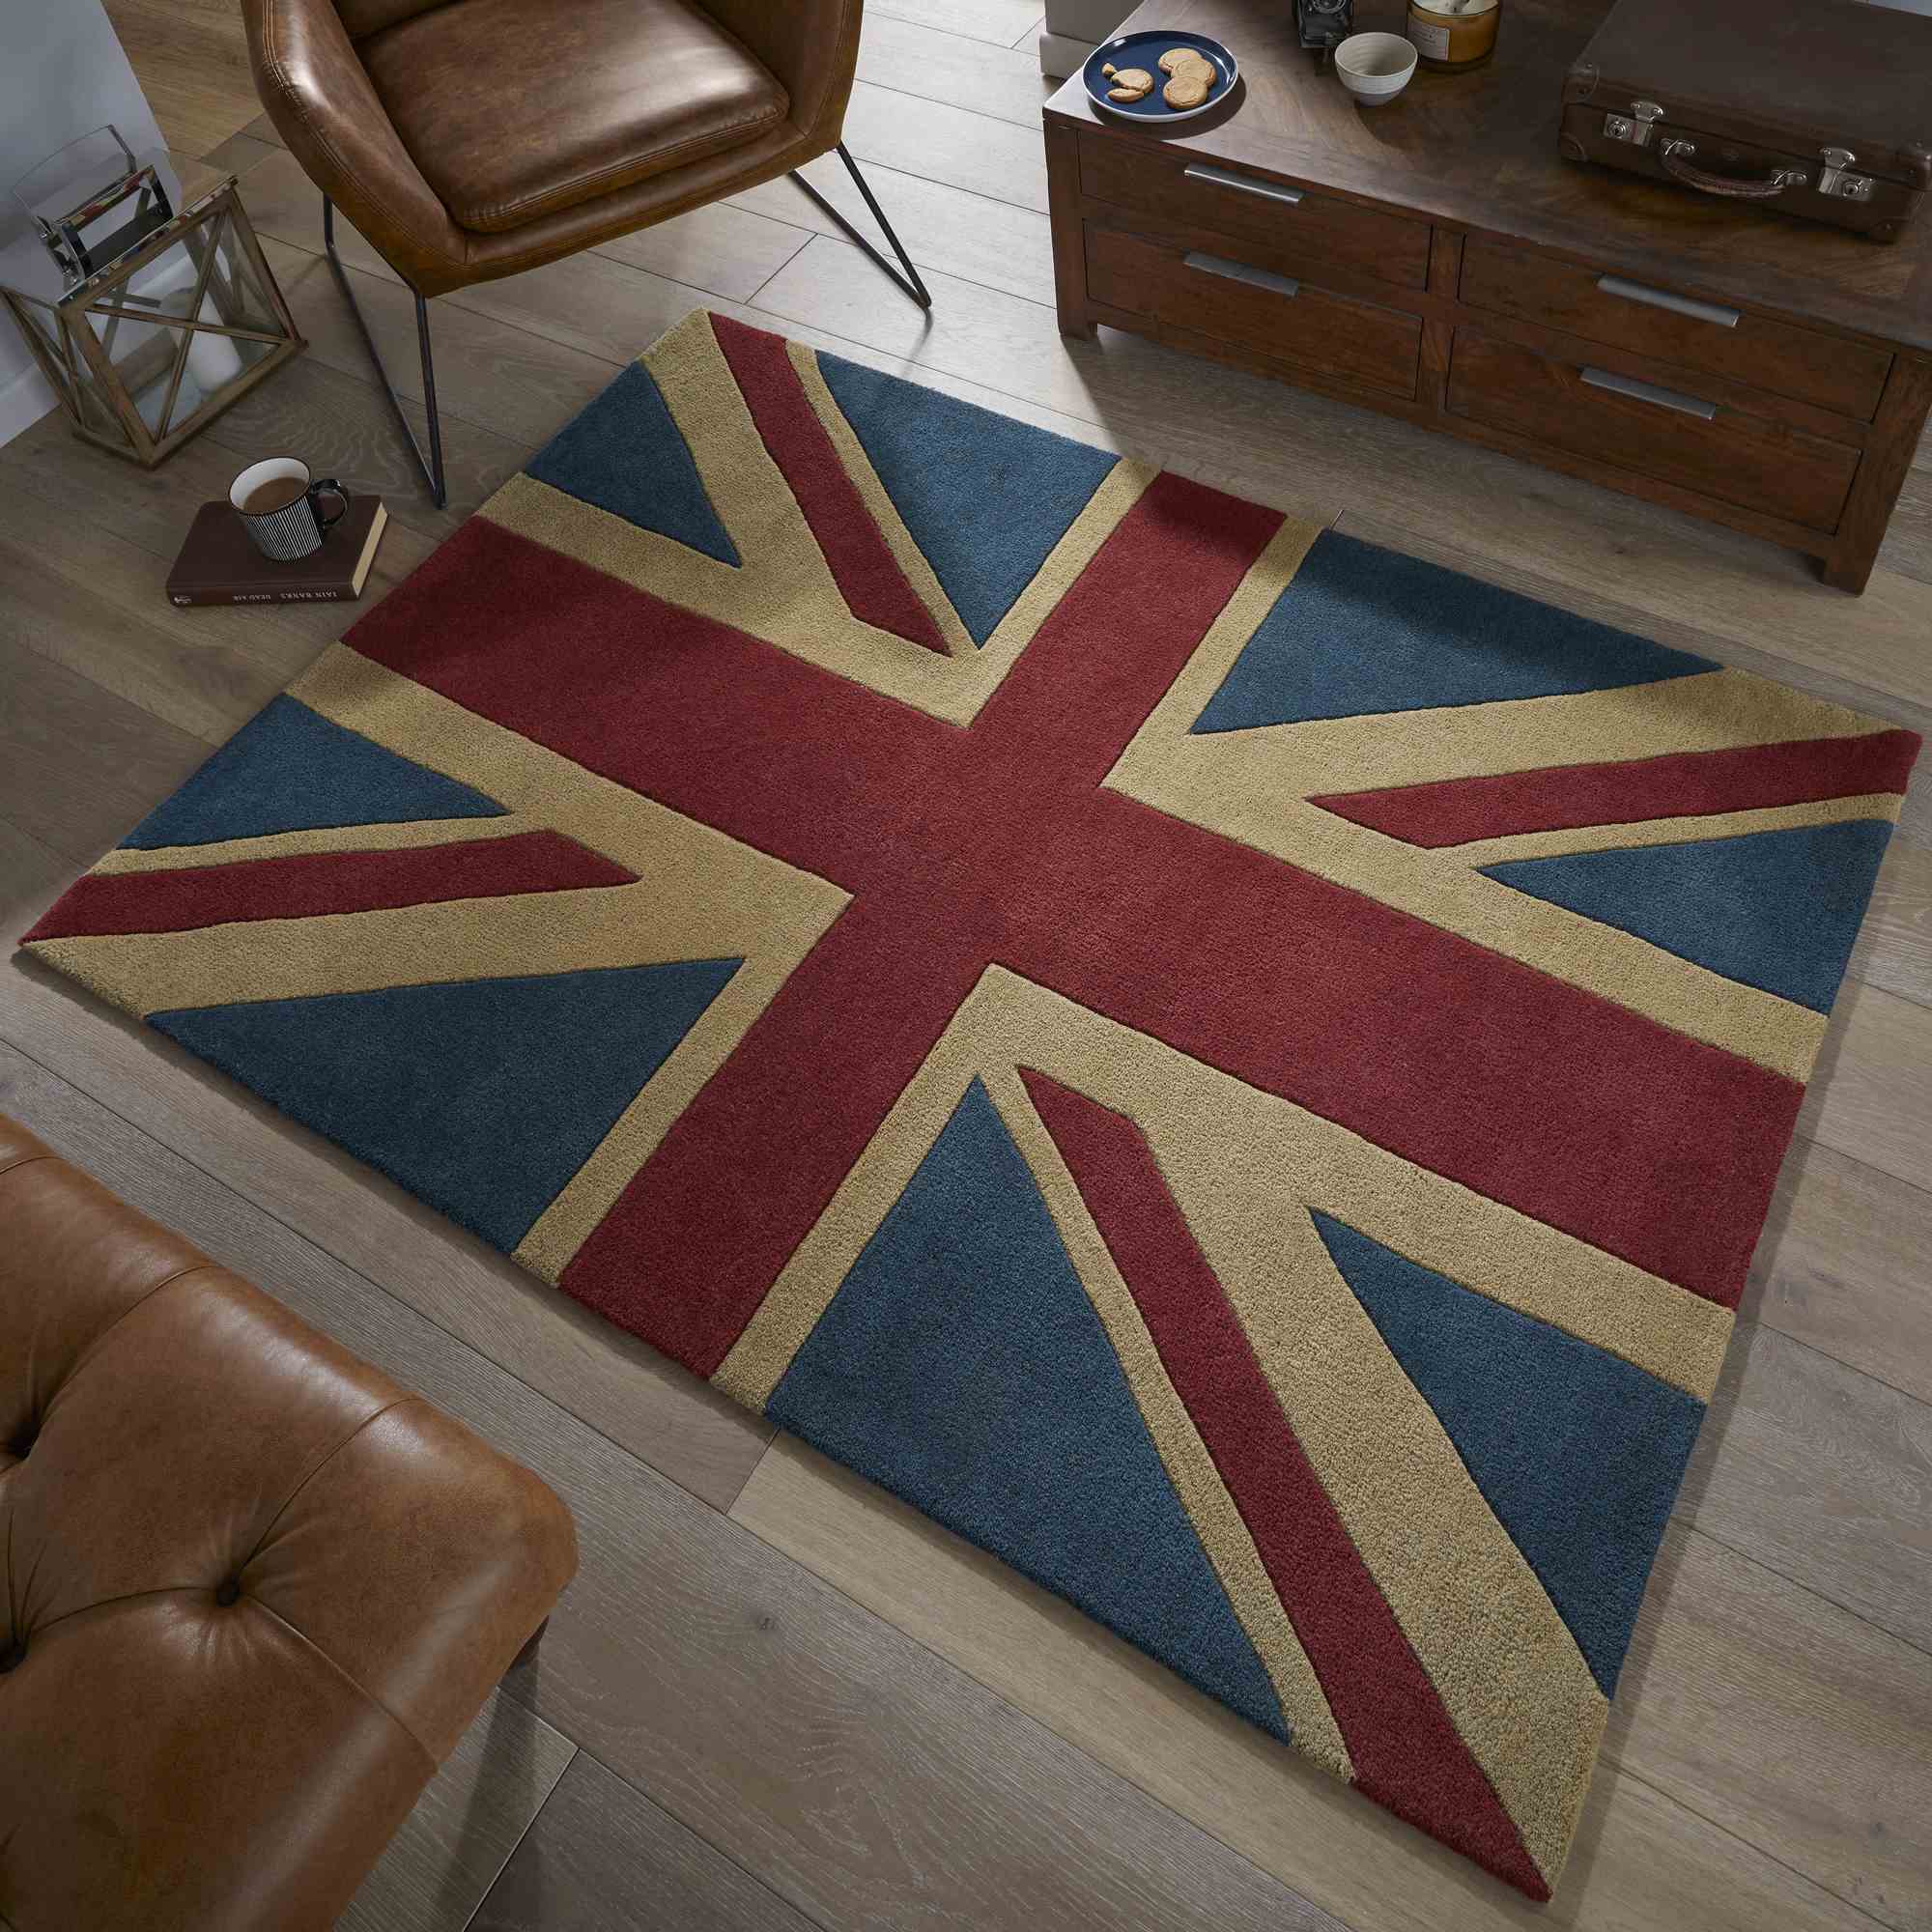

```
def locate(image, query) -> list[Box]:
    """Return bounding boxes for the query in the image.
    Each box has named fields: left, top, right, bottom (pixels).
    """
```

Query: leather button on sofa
left=0, top=1115, right=577, bottom=1932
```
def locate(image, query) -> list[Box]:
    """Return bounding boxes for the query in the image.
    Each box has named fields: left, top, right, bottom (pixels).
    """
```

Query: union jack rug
left=25, top=310, right=1920, bottom=1896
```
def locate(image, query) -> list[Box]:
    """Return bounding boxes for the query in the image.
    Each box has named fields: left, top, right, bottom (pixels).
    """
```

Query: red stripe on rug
left=709, top=313, right=952, bottom=655
left=1309, top=728, right=1923, bottom=848
left=1018, top=1067, right=1551, bottom=1901
left=350, top=513, right=1796, bottom=1334
left=22, top=831, right=634, bottom=942
left=552, top=475, right=1283, bottom=1374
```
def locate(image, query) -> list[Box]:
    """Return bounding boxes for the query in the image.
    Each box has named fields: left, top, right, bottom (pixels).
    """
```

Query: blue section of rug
left=1192, top=531, right=1718, bottom=730
left=817, top=350, right=1118, bottom=643
left=121, top=696, right=505, bottom=849
left=1482, top=818, right=1895, bottom=1013
left=1314, top=1210, right=1705, bottom=1695
left=770, top=1077, right=1289, bottom=1742
left=526, top=360, right=741, bottom=564
left=152, top=958, right=741, bottom=1250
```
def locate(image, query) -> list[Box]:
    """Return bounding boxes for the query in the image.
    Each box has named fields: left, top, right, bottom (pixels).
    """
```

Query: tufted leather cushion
left=0, top=1116, right=577, bottom=1932
left=358, top=0, right=789, bottom=235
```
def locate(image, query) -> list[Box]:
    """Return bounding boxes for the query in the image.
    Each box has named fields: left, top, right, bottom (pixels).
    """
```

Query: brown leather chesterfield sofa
left=0, top=1115, right=577, bottom=1931
left=243, top=0, right=927, bottom=505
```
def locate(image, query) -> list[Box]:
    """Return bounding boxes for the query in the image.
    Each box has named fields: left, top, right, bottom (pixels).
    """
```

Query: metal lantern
left=2, top=128, right=304, bottom=468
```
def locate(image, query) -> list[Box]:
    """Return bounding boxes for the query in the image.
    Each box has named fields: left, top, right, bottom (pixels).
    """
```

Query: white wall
left=0, top=0, right=166, bottom=446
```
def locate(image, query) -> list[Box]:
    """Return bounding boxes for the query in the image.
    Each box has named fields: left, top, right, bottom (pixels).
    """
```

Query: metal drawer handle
left=1183, top=251, right=1300, bottom=298
left=1580, top=365, right=1719, bottom=421
left=1596, top=274, right=1740, bottom=330
left=1183, top=163, right=1304, bottom=207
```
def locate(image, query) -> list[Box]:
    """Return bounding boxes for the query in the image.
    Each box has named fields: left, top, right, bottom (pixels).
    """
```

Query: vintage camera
left=1294, top=0, right=1354, bottom=52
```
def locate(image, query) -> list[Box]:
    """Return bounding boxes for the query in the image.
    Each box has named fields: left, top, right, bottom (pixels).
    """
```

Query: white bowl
left=1333, top=32, right=1417, bottom=106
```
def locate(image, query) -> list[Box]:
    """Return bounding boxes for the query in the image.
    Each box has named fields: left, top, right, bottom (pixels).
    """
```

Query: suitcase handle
left=1658, top=140, right=1809, bottom=202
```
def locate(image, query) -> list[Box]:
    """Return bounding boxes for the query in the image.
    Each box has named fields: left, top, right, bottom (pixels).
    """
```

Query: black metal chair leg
left=321, top=195, right=447, bottom=508
left=787, top=143, right=932, bottom=310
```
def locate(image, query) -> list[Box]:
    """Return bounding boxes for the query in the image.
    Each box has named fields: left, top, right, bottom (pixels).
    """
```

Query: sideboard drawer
left=1460, top=239, right=1893, bottom=422
left=1446, top=329, right=1861, bottom=533
left=1089, top=226, right=1423, bottom=400
left=1079, top=134, right=1431, bottom=290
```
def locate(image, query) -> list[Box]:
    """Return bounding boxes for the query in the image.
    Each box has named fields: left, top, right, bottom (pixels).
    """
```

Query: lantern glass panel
left=81, top=207, right=276, bottom=439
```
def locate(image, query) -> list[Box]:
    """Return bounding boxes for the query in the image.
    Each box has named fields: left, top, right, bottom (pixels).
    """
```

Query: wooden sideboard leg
left=1820, top=544, right=1879, bottom=596
left=1044, top=120, right=1096, bottom=340
left=1822, top=354, right=1932, bottom=594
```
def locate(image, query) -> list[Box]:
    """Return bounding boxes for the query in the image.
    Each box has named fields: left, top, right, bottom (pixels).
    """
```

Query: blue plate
left=1082, top=29, right=1237, bottom=124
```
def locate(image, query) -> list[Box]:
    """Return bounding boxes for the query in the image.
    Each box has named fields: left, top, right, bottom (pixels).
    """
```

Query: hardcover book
left=166, top=497, right=387, bottom=607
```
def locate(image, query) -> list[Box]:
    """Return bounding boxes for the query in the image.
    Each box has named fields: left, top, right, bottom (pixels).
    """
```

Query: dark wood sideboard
left=1043, top=0, right=1932, bottom=592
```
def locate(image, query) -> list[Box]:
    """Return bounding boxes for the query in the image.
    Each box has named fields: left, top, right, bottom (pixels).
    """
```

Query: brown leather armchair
left=243, top=0, right=927, bottom=505
left=0, top=1115, right=577, bottom=1930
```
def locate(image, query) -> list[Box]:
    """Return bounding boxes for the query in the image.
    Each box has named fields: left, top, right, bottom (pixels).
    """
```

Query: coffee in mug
left=241, top=474, right=307, bottom=516
left=230, top=457, right=350, bottom=562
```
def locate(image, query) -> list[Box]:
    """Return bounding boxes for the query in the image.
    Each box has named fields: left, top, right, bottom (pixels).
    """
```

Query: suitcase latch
left=1605, top=99, right=1665, bottom=147
left=1817, top=148, right=1876, bottom=202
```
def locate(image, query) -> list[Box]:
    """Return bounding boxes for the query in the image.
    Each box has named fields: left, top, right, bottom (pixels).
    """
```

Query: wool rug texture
left=26, top=309, right=1920, bottom=1898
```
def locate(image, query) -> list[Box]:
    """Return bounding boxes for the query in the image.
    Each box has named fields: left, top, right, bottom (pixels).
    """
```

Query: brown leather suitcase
left=1560, top=0, right=1932, bottom=242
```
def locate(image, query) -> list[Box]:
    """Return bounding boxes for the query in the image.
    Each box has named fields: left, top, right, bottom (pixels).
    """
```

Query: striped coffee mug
left=229, top=457, right=349, bottom=562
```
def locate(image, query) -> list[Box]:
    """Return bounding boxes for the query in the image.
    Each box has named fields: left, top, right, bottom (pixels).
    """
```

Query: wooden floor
left=7, top=6, right=1931, bottom=1927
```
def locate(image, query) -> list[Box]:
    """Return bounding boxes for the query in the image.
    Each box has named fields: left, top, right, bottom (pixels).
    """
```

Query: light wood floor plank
left=733, top=158, right=1059, bottom=305
left=1854, top=832, right=1932, bottom=1009
left=593, top=201, right=813, bottom=306
left=1797, top=979, right=1932, bottom=1193
left=0, top=1042, right=1345, bottom=1932
left=470, top=1750, right=819, bottom=1932
left=1684, top=1321, right=1932, bottom=1657
left=0, top=821, right=71, bottom=946
left=1606, top=1524, right=1932, bottom=1932
left=1877, top=467, right=1932, bottom=585
left=870, top=0, right=1048, bottom=48
left=0, top=526, right=284, bottom=748
left=855, top=13, right=1054, bottom=128
left=103, top=0, right=258, bottom=158
left=1748, top=1138, right=1932, bottom=1406
left=731, top=1437, right=1904, bottom=1932
left=262, top=238, right=621, bottom=448
left=0, top=980, right=773, bottom=1515
left=342, top=1690, right=576, bottom=1932
left=0, top=637, right=210, bottom=868
left=202, top=128, right=281, bottom=177
left=841, top=78, right=1053, bottom=214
